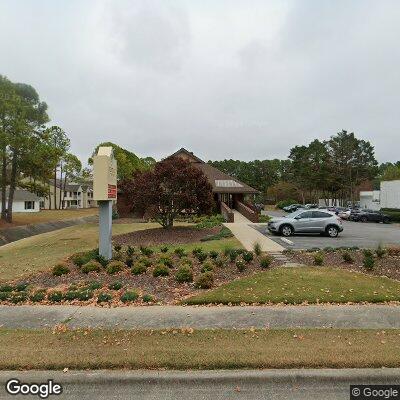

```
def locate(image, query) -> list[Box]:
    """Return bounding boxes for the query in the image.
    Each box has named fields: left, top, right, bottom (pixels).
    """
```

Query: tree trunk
left=6, top=151, right=18, bottom=223
left=58, top=163, right=63, bottom=209
left=1, top=146, right=7, bottom=220
left=53, top=166, right=57, bottom=209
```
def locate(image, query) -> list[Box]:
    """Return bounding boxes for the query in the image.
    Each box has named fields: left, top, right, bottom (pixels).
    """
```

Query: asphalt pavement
left=1, top=369, right=399, bottom=400
left=2, top=304, right=400, bottom=329
left=258, top=210, right=400, bottom=250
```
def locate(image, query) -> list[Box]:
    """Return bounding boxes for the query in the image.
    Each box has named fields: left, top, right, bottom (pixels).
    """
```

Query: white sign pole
left=93, top=146, right=118, bottom=261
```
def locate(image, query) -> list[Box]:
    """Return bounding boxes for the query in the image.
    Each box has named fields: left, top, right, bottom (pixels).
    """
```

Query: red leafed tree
left=120, top=157, right=214, bottom=228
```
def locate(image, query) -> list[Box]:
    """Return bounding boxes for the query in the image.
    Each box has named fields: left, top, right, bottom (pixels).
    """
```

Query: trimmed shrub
left=10, top=293, right=27, bottom=304
left=108, top=282, right=123, bottom=291
left=376, top=245, right=386, bottom=258
left=29, top=290, right=46, bottom=302
left=14, top=282, right=29, bottom=292
left=159, top=256, right=173, bottom=268
left=64, top=291, right=80, bottom=301
left=76, top=289, right=93, bottom=301
left=126, top=258, right=134, bottom=268
left=86, top=281, right=102, bottom=290
left=48, top=291, right=63, bottom=303
left=201, top=262, right=214, bottom=273
left=0, top=285, right=13, bottom=293
left=126, top=246, right=135, bottom=256
left=160, top=246, right=169, bottom=253
left=209, top=250, right=219, bottom=259
left=196, top=252, right=208, bottom=262
left=120, top=290, right=139, bottom=303
left=140, top=246, right=153, bottom=257
left=97, top=292, right=112, bottom=303
left=342, top=252, right=354, bottom=263
left=71, top=249, right=98, bottom=267
left=236, top=258, right=246, bottom=272
left=229, top=250, right=238, bottom=262
left=363, top=249, right=373, bottom=258
left=195, top=214, right=225, bottom=229
left=253, top=242, right=262, bottom=256
left=242, top=251, right=254, bottom=263
left=52, top=263, right=70, bottom=277
left=114, top=244, right=122, bottom=252
left=81, top=260, right=102, bottom=274
left=142, top=294, right=154, bottom=303
left=260, top=255, right=273, bottom=269
left=313, top=253, right=324, bottom=266
left=174, top=247, right=187, bottom=258
left=195, top=272, right=214, bottom=289
left=213, top=257, right=225, bottom=268
left=175, top=266, right=193, bottom=283
left=96, top=255, right=108, bottom=267
left=223, top=246, right=234, bottom=257
left=106, top=261, right=125, bottom=275
left=131, top=262, right=147, bottom=275
left=0, top=292, right=10, bottom=301
left=153, top=264, right=170, bottom=277
left=192, top=247, right=203, bottom=256
left=138, top=257, right=152, bottom=268
left=180, top=258, right=193, bottom=267
left=363, top=255, right=375, bottom=270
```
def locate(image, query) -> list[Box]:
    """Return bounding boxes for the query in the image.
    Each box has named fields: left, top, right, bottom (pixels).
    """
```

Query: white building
left=0, top=188, right=41, bottom=213
left=359, top=180, right=400, bottom=210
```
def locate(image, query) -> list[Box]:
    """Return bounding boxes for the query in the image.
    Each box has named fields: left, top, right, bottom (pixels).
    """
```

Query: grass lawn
left=0, top=208, right=99, bottom=228
left=184, top=266, right=400, bottom=305
left=0, top=222, right=241, bottom=282
left=1, top=328, right=399, bottom=369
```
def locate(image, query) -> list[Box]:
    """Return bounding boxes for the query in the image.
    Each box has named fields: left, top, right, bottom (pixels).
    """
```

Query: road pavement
left=2, top=304, right=400, bottom=329
left=1, top=369, right=399, bottom=400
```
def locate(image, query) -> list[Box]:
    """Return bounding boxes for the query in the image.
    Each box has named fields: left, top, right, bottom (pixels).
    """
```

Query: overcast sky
left=1, top=0, right=399, bottom=163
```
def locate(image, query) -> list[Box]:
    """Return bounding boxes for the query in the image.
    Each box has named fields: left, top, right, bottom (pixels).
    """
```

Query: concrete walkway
left=225, top=210, right=284, bottom=252
left=1, top=304, right=400, bottom=329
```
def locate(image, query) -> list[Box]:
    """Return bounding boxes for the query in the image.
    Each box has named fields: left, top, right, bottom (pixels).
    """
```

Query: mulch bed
left=113, top=226, right=221, bottom=246
left=288, top=248, right=400, bottom=281
left=0, top=250, right=282, bottom=306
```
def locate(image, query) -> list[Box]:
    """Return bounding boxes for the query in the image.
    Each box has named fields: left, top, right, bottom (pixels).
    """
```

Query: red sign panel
left=108, top=184, right=117, bottom=199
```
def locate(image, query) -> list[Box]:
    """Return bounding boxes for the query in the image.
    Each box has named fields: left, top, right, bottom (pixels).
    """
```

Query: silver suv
left=267, top=209, right=344, bottom=238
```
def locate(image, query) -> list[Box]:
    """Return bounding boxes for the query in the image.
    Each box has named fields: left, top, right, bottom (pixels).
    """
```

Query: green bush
left=64, top=291, right=80, bottom=301
left=201, top=227, right=233, bottom=242
left=196, top=252, right=208, bottom=262
left=276, top=199, right=297, bottom=209
left=114, top=244, right=122, bottom=252
left=71, top=249, right=98, bottom=267
left=229, top=250, right=238, bottom=262
left=48, top=291, right=63, bottom=303
left=376, top=244, right=386, bottom=258
left=195, top=272, right=214, bottom=289
left=0, top=292, right=10, bottom=301
left=381, top=208, right=400, bottom=222
left=236, top=258, right=246, bottom=272
left=213, top=257, right=225, bottom=268
left=86, top=281, right=102, bottom=290
left=174, top=248, right=187, bottom=258
left=14, top=282, right=28, bottom=292
left=313, top=252, right=324, bottom=266
left=159, top=256, right=173, bottom=268
left=120, top=290, right=139, bottom=303
left=180, top=258, right=193, bottom=268
left=126, top=258, right=134, bottom=268
left=52, top=263, right=70, bottom=277
left=342, top=252, right=354, bottom=263
left=108, top=282, right=123, bottom=291
left=0, top=285, right=13, bottom=292
left=95, top=255, right=109, bottom=267
left=260, top=255, right=273, bottom=269
left=160, top=246, right=169, bottom=253
left=242, top=251, right=254, bottom=263
left=363, top=249, right=373, bottom=258
left=175, top=266, right=193, bottom=283
left=138, top=257, right=152, bottom=268
left=201, top=262, right=214, bottom=273
left=209, top=250, right=219, bottom=259
left=76, top=289, right=93, bottom=301
left=192, top=247, right=204, bottom=256
left=29, top=290, right=46, bottom=302
left=97, top=292, right=112, bottom=303
left=106, top=261, right=125, bottom=275
left=140, top=246, right=153, bottom=257
left=253, top=242, right=262, bottom=256
left=142, top=294, right=154, bottom=303
left=10, top=292, right=27, bottom=304
left=153, top=264, right=170, bottom=277
left=195, top=214, right=225, bottom=229
left=81, top=260, right=102, bottom=274
left=131, top=262, right=147, bottom=275
left=126, top=246, right=135, bottom=256
left=363, top=255, right=375, bottom=270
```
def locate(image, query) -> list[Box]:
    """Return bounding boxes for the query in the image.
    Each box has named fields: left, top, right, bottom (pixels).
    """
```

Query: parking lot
left=256, top=210, right=400, bottom=250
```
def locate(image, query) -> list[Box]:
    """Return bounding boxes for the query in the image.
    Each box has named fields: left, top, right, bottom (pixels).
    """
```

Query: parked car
left=283, top=203, right=304, bottom=212
left=350, top=209, right=391, bottom=223
left=304, top=204, right=318, bottom=209
left=335, top=207, right=351, bottom=220
left=267, top=209, right=343, bottom=237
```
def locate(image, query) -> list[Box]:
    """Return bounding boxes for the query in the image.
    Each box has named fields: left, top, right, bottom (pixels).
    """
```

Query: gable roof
left=5, top=188, right=40, bottom=202
left=169, top=148, right=259, bottom=194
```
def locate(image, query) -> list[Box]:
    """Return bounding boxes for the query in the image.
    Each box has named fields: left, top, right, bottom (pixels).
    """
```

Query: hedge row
left=381, top=208, right=400, bottom=222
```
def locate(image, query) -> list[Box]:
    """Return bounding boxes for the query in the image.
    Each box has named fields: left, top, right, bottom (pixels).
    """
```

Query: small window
left=312, top=211, right=332, bottom=218
left=298, top=211, right=313, bottom=219
left=24, top=201, right=34, bottom=210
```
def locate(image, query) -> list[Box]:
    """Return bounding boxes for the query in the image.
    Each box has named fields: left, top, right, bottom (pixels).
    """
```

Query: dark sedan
left=350, top=209, right=391, bottom=223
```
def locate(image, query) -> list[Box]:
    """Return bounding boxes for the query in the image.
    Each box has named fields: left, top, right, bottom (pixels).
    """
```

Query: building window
left=24, top=201, right=35, bottom=210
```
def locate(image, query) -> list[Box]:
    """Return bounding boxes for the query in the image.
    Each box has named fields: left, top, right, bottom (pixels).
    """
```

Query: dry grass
left=1, top=328, right=400, bottom=370
left=0, top=209, right=99, bottom=228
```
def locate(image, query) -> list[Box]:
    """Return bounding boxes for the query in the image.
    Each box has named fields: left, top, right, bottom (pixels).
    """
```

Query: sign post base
left=98, top=200, right=113, bottom=260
